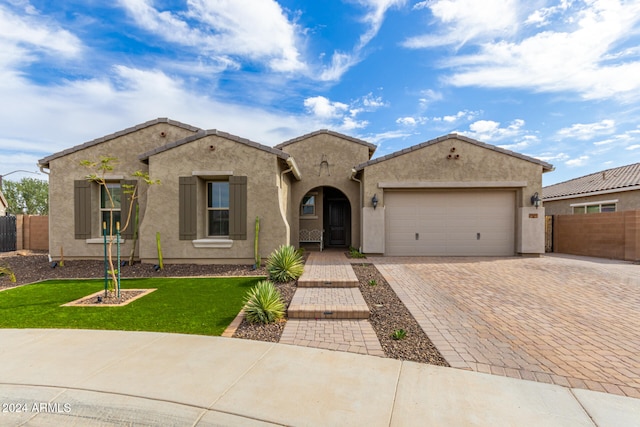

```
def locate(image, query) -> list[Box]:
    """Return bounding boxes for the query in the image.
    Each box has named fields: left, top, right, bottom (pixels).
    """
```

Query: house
left=543, top=162, right=640, bottom=215
left=37, top=118, right=553, bottom=263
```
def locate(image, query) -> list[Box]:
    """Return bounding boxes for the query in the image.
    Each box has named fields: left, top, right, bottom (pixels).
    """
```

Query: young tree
left=81, top=157, right=159, bottom=297
left=2, top=178, right=49, bottom=215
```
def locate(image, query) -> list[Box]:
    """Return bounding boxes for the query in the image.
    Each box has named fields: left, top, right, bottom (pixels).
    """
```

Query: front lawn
left=0, top=277, right=262, bottom=336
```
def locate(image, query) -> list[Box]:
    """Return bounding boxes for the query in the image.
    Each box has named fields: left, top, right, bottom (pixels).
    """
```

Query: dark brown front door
left=323, top=187, right=350, bottom=247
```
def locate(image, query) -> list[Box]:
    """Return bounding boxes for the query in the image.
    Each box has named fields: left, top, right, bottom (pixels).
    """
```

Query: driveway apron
left=373, top=255, right=640, bottom=398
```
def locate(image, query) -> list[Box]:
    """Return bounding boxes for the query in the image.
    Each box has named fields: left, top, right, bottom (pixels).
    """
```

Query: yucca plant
left=266, top=245, right=304, bottom=282
left=243, top=280, right=286, bottom=324
left=0, top=266, right=16, bottom=283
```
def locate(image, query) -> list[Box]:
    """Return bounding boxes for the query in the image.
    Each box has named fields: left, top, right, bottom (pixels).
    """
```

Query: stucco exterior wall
left=280, top=134, right=372, bottom=249
left=47, top=122, right=197, bottom=260
left=543, top=190, right=640, bottom=215
left=360, top=137, right=546, bottom=255
left=139, top=134, right=289, bottom=263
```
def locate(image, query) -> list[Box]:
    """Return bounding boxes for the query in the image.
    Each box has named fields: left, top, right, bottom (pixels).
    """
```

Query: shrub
left=368, top=279, right=377, bottom=286
left=391, top=329, right=407, bottom=340
left=243, top=280, right=285, bottom=324
left=349, top=246, right=366, bottom=258
left=266, top=245, right=304, bottom=282
left=0, top=266, right=16, bottom=283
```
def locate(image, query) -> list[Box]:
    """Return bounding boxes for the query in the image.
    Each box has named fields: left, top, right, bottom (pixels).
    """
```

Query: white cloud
left=565, top=155, right=590, bottom=167
left=303, top=96, right=349, bottom=119
left=459, top=118, right=531, bottom=142
left=418, top=89, right=443, bottom=108
left=431, top=109, right=480, bottom=123
left=366, top=129, right=413, bottom=144
left=536, top=152, right=570, bottom=162
left=626, top=144, right=640, bottom=150
left=303, top=92, right=386, bottom=130
left=118, top=0, right=305, bottom=73
left=403, top=0, right=519, bottom=48
left=557, top=119, right=616, bottom=140
left=319, top=0, right=404, bottom=81
left=396, top=116, right=428, bottom=126
left=0, top=3, right=83, bottom=60
left=408, top=1, right=640, bottom=101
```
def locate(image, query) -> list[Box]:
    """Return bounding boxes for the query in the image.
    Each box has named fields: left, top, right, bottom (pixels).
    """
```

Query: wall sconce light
left=530, top=192, right=541, bottom=208
left=372, top=194, right=378, bottom=209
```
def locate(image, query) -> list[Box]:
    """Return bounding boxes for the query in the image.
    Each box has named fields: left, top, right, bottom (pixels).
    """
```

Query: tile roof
left=354, top=134, right=554, bottom=171
left=38, top=118, right=201, bottom=167
left=275, top=129, right=377, bottom=156
left=138, top=129, right=290, bottom=161
left=543, top=162, right=640, bottom=199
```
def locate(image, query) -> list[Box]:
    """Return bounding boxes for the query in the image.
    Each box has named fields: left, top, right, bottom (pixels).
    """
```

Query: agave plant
left=0, top=266, right=16, bottom=283
left=266, top=245, right=304, bottom=282
left=244, top=280, right=286, bottom=324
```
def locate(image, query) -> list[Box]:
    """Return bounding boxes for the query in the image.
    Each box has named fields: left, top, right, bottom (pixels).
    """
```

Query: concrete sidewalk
left=1, top=329, right=639, bottom=426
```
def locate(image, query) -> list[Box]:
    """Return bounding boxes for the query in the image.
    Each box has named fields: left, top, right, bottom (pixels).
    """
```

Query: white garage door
left=385, top=190, right=515, bottom=256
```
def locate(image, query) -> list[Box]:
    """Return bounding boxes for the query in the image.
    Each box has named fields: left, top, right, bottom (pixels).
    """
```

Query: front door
left=324, top=189, right=351, bottom=246
left=327, top=200, right=348, bottom=246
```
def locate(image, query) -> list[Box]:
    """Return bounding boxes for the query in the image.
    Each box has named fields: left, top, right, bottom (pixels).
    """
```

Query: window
left=208, top=181, right=229, bottom=236
left=100, top=182, right=121, bottom=234
left=301, top=194, right=316, bottom=216
left=571, top=200, right=617, bottom=214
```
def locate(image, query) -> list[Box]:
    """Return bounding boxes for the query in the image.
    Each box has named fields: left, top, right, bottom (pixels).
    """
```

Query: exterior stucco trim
left=355, top=134, right=553, bottom=172
left=192, top=238, right=234, bottom=248
left=378, top=181, right=528, bottom=188
left=139, top=129, right=290, bottom=162
left=275, top=129, right=377, bottom=156
left=38, top=118, right=201, bottom=168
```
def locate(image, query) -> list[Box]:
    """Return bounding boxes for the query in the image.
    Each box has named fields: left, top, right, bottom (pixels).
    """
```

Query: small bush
left=0, top=266, right=16, bottom=283
left=266, top=245, right=304, bottom=282
left=368, top=279, right=377, bottom=286
left=349, top=247, right=366, bottom=258
left=243, top=280, right=286, bottom=324
left=391, top=329, right=407, bottom=340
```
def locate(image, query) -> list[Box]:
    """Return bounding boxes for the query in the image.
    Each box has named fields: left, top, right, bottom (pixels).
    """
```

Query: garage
left=385, top=190, right=516, bottom=256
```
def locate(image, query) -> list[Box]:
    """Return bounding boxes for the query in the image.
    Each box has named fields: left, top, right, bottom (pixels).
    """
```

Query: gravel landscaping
left=1, top=250, right=448, bottom=366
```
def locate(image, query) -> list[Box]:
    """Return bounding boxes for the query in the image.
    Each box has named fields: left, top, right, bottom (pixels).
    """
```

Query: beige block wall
left=543, top=190, right=640, bottom=215
left=280, top=134, right=372, bottom=248
left=360, top=137, right=545, bottom=255
left=139, top=134, right=289, bottom=263
left=47, top=123, right=198, bottom=260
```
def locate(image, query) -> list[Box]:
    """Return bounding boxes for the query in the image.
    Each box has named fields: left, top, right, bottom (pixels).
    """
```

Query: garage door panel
left=385, top=191, right=515, bottom=256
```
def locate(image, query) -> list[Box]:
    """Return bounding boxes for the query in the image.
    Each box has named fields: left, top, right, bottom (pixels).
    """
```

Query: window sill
left=192, top=238, right=233, bottom=249
left=86, top=238, right=126, bottom=244
left=301, top=215, right=318, bottom=220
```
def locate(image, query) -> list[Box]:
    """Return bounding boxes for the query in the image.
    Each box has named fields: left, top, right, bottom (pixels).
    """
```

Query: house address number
left=529, top=213, right=538, bottom=218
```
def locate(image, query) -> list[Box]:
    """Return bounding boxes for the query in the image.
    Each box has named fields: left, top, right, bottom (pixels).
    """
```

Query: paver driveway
left=372, top=255, right=640, bottom=398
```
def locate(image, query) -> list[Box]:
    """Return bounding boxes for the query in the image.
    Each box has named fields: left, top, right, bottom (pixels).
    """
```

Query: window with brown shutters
left=179, top=176, right=197, bottom=240
left=74, top=180, right=92, bottom=239
left=229, top=176, right=247, bottom=240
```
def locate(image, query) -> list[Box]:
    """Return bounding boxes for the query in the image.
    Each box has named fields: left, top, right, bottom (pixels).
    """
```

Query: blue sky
left=1, top=0, right=640, bottom=186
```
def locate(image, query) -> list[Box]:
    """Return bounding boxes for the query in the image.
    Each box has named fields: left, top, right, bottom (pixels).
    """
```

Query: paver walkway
left=372, top=255, right=640, bottom=398
left=281, top=251, right=384, bottom=357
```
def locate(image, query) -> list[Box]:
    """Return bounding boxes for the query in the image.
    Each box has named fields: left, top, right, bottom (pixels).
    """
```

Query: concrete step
left=287, top=288, right=370, bottom=319
left=297, top=278, right=359, bottom=288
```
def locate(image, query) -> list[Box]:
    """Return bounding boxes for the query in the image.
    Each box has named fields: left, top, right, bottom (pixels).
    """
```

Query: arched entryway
left=298, top=186, right=352, bottom=249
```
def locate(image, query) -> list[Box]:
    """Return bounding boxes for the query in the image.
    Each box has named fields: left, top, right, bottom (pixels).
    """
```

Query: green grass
left=0, top=277, right=263, bottom=336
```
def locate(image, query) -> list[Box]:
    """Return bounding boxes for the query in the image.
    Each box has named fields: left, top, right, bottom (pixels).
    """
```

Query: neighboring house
left=543, top=163, right=640, bottom=215
left=37, top=118, right=553, bottom=263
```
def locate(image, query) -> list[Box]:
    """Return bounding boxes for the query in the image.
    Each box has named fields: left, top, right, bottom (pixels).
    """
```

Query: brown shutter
left=229, top=176, right=247, bottom=240
left=120, top=179, right=137, bottom=239
left=74, top=180, right=92, bottom=239
left=179, top=176, right=197, bottom=240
